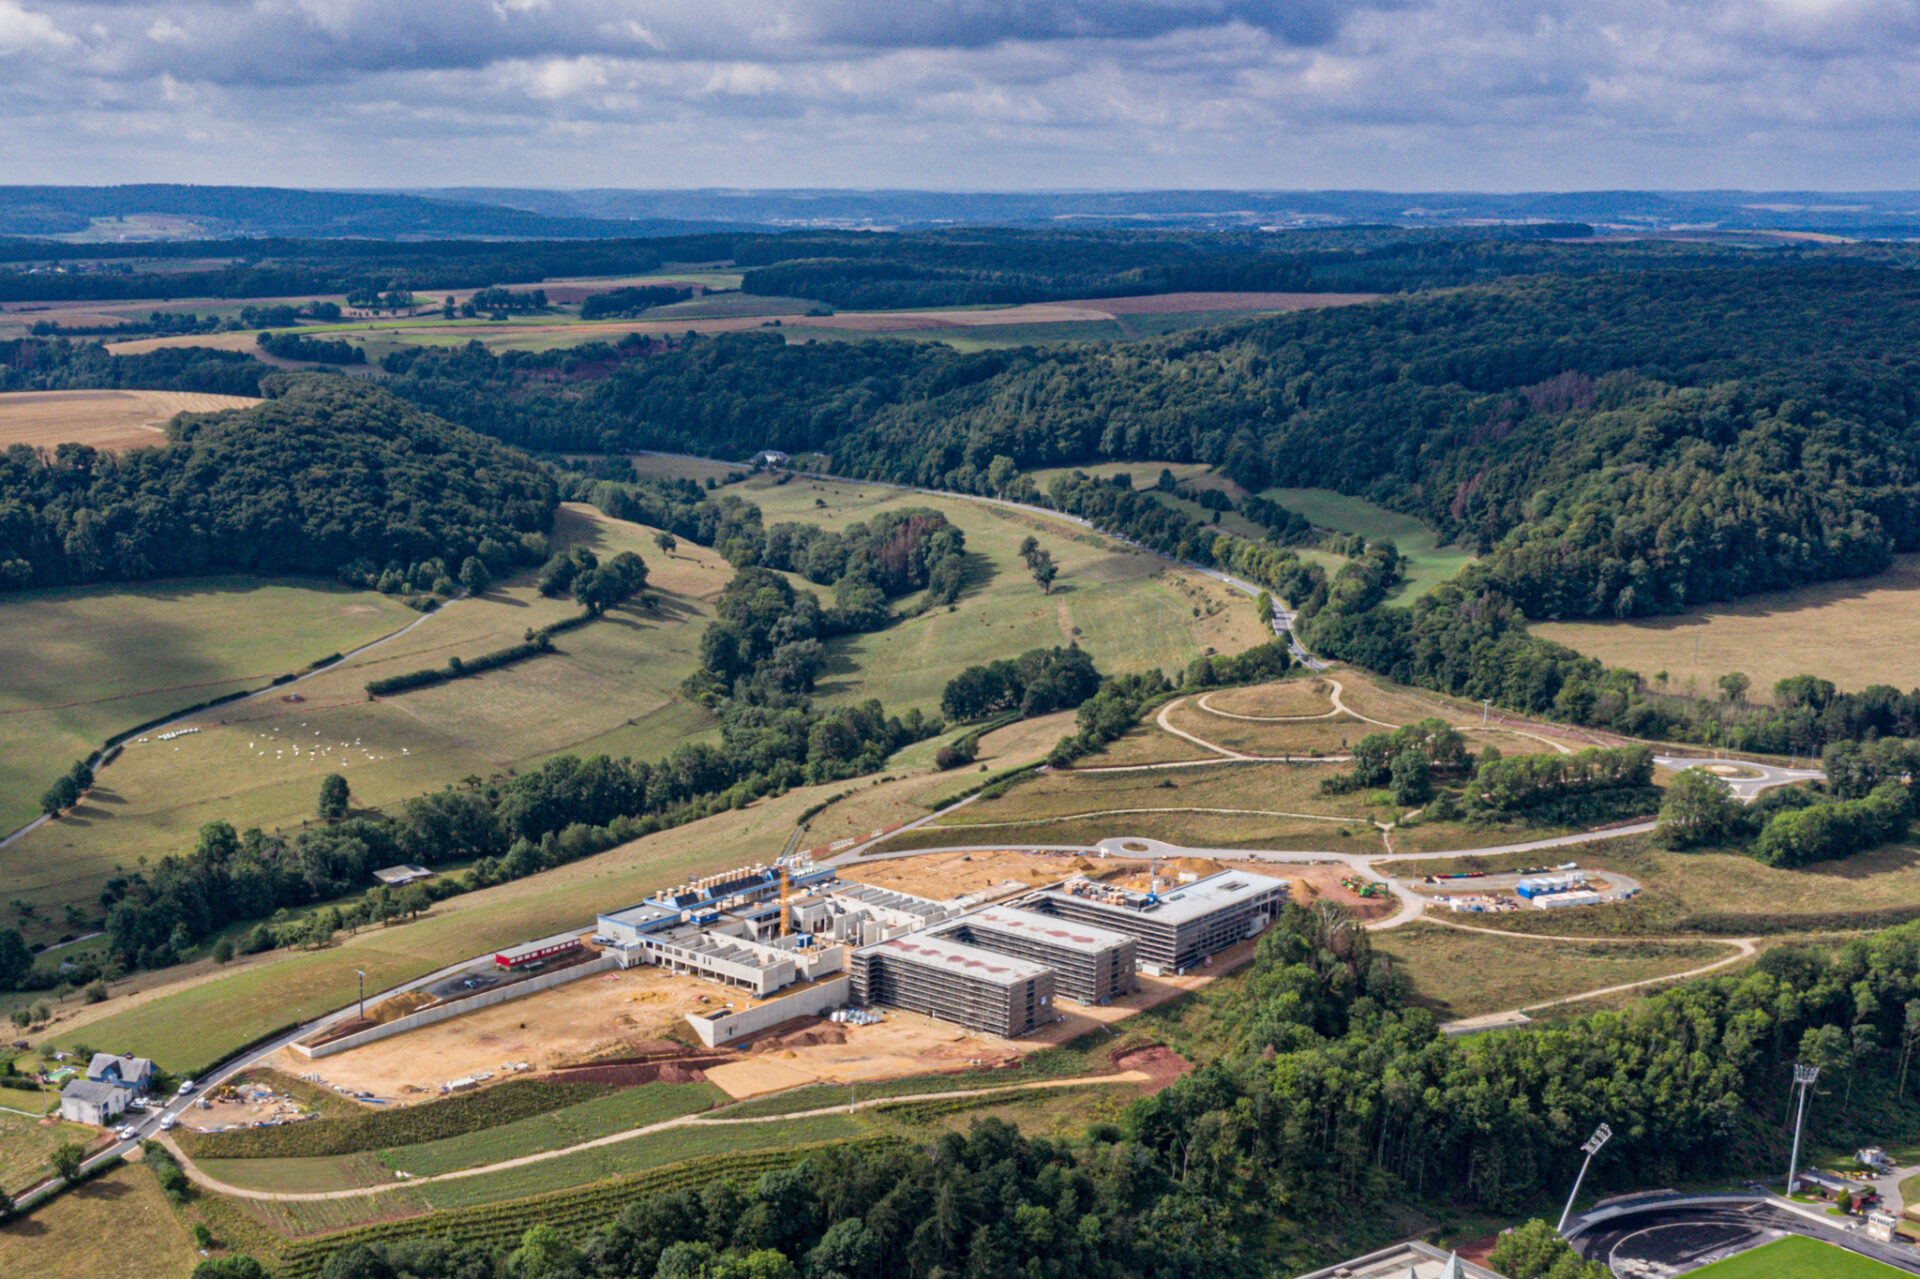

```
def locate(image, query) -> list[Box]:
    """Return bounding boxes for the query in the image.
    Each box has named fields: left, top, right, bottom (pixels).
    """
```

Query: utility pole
left=1557, top=1123, right=1613, bottom=1233
left=354, top=969, right=366, bottom=1020
left=1787, top=1064, right=1821, bottom=1195
left=1482, top=698, right=1491, bottom=725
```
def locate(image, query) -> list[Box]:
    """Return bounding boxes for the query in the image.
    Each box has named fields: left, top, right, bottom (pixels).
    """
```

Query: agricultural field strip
left=0, top=587, right=469, bottom=852
left=164, top=1072, right=1148, bottom=1201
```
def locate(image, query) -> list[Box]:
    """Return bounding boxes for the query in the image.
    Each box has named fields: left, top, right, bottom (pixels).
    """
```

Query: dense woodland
left=0, top=379, right=555, bottom=592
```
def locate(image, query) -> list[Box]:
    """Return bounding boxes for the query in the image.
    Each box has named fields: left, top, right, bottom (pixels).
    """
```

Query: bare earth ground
left=0, top=388, right=259, bottom=452
left=842, top=848, right=1112, bottom=899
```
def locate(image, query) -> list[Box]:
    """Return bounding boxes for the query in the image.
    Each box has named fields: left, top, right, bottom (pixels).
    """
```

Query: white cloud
left=0, top=0, right=69, bottom=56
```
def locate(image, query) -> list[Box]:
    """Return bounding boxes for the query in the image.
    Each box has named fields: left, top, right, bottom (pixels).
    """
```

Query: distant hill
left=0, top=185, right=738, bottom=241
left=418, top=187, right=1920, bottom=236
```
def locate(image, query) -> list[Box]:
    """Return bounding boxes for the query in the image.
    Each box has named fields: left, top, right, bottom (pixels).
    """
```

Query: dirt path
left=162, top=1071, right=1150, bottom=1202
left=1420, top=917, right=1760, bottom=1014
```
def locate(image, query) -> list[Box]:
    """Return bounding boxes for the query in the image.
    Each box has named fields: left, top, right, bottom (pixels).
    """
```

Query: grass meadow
left=1261, top=488, right=1475, bottom=598
left=1369, top=923, right=1733, bottom=1020
left=0, top=576, right=414, bottom=853
left=0, top=505, right=729, bottom=940
left=0, top=1162, right=200, bottom=1279
left=737, top=471, right=1268, bottom=713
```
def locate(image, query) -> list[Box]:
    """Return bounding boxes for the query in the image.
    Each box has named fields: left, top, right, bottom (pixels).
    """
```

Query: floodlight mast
left=1786, top=1064, right=1821, bottom=1194
left=1556, top=1122, right=1613, bottom=1233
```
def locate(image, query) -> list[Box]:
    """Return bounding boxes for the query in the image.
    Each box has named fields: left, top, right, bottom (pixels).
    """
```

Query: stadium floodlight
left=1556, top=1122, right=1614, bottom=1233
left=1786, top=1064, right=1822, bottom=1194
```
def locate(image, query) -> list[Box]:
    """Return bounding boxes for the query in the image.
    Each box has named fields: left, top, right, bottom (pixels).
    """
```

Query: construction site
left=273, top=849, right=1292, bottom=1099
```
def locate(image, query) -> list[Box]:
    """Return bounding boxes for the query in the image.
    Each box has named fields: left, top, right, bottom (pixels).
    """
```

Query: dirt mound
left=1110, top=1044, right=1192, bottom=1092
left=539, top=1054, right=732, bottom=1087
left=369, top=990, right=437, bottom=1024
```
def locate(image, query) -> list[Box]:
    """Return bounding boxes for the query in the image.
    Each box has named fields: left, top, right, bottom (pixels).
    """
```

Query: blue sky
left=2, top=0, right=1916, bottom=189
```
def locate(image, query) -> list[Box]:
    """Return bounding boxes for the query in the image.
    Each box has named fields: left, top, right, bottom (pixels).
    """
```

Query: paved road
left=1652, top=755, right=1826, bottom=800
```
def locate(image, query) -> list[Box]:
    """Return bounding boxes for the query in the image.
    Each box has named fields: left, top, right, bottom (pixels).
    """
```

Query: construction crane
left=779, top=866, right=793, bottom=937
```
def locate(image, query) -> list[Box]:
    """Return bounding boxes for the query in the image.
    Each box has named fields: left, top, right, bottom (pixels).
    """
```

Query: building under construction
left=930, top=904, right=1137, bottom=1004
left=1026, top=870, right=1289, bottom=975
left=850, top=934, right=1055, bottom=1037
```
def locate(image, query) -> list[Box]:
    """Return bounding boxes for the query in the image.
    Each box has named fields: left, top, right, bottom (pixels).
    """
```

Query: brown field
left=0, top=1162, right=199, bottom=1279
left=1199, top=678, right=1341, bottom=719
left=0, top=388, right=259, bottom=452
left=1534, top=554, right=1920, bottom=699
left=1092, top=291, right=1379, bottom=315
left=844, top=848, right=1114, bottom=900
left=1076, top=724, right=1216, bottom=767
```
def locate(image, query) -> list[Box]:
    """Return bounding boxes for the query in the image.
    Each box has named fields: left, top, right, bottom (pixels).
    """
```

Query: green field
left=0, top=1162, right=200, bottom=1279
left=0, top=504, right=730, bottom=940
left=382, top=1082, right=725, bottom=1177
left=0, top=576, right=414, bottom=850
left=735, top=471, right=1270, bottom=714
left=1262, top=488, right=1475, bottom=597
left=0, top=1108, right=97, bottom=1195
left=1687, top=1235, right=1907, bottom=1277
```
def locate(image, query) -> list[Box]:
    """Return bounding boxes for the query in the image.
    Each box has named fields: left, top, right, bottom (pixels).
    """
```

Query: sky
left=2, top=0, right=1918, bottom=190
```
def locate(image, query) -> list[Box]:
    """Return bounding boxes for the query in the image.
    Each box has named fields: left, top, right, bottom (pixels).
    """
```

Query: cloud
left=0, top=0, right=70, bottom=55
left=2, top=0, right=1919, bottom=189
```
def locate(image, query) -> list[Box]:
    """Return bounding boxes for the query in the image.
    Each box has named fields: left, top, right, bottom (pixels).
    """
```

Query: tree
left=654, top=530, right=678, bottom=555
left=458, top=555, right=492, bottom=594
left=0, top=928, right=30, bottom=988
left=211, top=937, right=234, bottom=965
left=1030, top=549, right=1058, bottom=595
left=1654, top=769, right=1740, bottom=849
left=506, top=1224, right=580, bottom=1279
left=192, top=1258, right=269, bottom=1279
left=986, top=454, right=1018, bottom=495
left=1838, top=1188, right=1856, bottom=1213
left=1390, top=749, right=1432, bottom=806
left=1018, top=535, right=1039, bottom=563
left=1718, top=670, right=1751, bottom=704
left=40, top=774, right=80, bottom=816
left=82, top=980, right=108, bottom=1004
left=51, top=1142, right=84, bottom=1182
left=398, top=885, right=430, bottom=919
left=318, top=773, right=350, bottom=821
left=1486, top=1219, right=1611, bottom=1279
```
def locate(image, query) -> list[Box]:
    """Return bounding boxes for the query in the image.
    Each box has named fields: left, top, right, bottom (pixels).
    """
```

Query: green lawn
left=1261, top=487, right=1475, bottom=598
left=0, top=1108, right=97, bottom=1195
left=1687, top=1235, right=1908, bottom=1277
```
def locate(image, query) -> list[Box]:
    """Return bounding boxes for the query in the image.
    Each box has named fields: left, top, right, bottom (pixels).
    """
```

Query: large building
left=850, top=933, right=1055, bottom=1037
left=1026, top=870, right=1289, bottom=975
left=931, top=904, right=1137, bottom=1004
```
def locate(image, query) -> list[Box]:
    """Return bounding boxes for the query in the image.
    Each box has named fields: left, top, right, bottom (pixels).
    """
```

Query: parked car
left=115, top=1124, right=137, bottom=1141
left=177, top=1079, right=196, bottom=1096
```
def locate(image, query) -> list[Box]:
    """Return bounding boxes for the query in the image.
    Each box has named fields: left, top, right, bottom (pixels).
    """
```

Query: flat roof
left=951, top=905, right=1135, bottom=955
left=830, top=882, right=950, bottom=919
left=1035, top=869, right=1289, bottom=927
left=496, top=935, right=582, bottom=961
left=600, top=901, right=680, bottom=927
left=861, top=934, right=1050, bottom=985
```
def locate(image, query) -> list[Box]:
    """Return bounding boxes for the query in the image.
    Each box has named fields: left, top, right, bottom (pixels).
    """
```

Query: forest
left=292, top=907, right=1920, bottom=1279
left=0, top=378, right=555, bottom=592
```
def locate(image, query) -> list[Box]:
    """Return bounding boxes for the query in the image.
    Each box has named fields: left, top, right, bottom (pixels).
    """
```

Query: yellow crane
left=779, top=865, right=793, bottom=937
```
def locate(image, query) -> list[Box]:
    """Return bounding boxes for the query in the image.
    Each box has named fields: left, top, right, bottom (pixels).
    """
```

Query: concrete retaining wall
left=293, top=955, right=617, bottom=1059
left=685, top=976, right=852, bottom=1049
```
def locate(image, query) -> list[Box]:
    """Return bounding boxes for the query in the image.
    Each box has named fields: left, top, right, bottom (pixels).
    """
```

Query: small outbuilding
left=1793, top=1168, right=1851, bottom=1198
left=372, top=864, right=434, bottom=886
left=59, top=1078, right=133, bottom=1126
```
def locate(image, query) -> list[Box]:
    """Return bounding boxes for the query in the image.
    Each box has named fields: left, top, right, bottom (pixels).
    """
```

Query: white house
left=59, top=1078, right=133, bottom=1126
